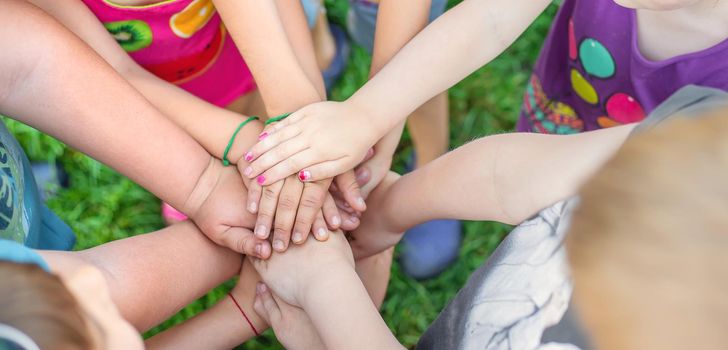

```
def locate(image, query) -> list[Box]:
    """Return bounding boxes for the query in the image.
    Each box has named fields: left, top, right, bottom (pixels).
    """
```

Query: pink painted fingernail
left=298, top=170, right=311, bottom=181
left=258, top=132, right=268, bottom=141
left=244, top=151, right=254, bottom=162
left=256, top=175, right=266, bottom=185
left=243, top=167, right=253, bottom=177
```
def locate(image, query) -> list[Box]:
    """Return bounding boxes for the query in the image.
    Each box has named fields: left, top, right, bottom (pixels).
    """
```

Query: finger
left=216, top=226, right=271, bottom=259
left=257, top=150, right=339, bottom=186
left=312, top=210, right=329, bottom=241
left=272, top=178, right=303, bottom=252
left=297, top=158, right=353, bottom=184
left=244, top=125, right=302, bottom=168
left=355, top=166, right=372, bottom=188
left=253, top=282, right=281, bottom=323
left=247, top=179, right=263, bottom=214
left=339, top=211, right=360, bottom=231
left=254, top=180, right=284, bottom=240
left=292, top=182, right=327, bottom=244
left=322, top=193, right=341, bottom=230
left=245, top=137, right=309, bottom=180
left=335, top=171, right=367, bottom=212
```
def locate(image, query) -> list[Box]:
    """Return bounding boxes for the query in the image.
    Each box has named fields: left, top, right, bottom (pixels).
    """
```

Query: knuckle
left=273, top=227, right=290, bottom=239
left=286, top=157, right=299, bottom=172
left=277, top=195, right=298, bottom=210
left=300, top=195, right=321, bottom=209
left=262, top=188, right=278, bottom=201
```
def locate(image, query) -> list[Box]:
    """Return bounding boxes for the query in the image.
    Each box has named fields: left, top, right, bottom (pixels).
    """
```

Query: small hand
left=185, top=159, right=272, bottom=259
left=253, top=282, right=325, bottom=350
left=252, top=231, right=354, bottom=307
left=243, top=101, right=381, bottom=185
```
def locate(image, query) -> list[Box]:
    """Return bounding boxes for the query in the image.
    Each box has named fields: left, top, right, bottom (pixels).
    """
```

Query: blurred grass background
left=5, top=1, right=556, bottom=348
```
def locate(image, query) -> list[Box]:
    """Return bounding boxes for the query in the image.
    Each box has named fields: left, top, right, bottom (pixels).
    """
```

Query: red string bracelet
left=228, top=292, right=259, bottom=336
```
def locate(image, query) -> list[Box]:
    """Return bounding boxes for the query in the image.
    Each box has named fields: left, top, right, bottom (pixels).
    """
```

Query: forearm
left=274, top=0, right=327, bottom=99
left=366, top=0, right=432, bottom=169
left=349, top=0, right=551, bottom=135
left=213, top=0, right=322, bottom=115
left=39, top=222, right=242, bottom=331
left=0, top=3, right=209, bottom=209
left=28, top=0, right=263, bottom=164
left=146, top=259, right=266, bottom=349
left=302, top=265, right=403, bottom=350
left=384, top=126, right=636, bottom=227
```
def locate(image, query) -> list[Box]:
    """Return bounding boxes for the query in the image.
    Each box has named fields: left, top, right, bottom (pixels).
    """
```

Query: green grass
left=6, top=1, right=556, bottom=348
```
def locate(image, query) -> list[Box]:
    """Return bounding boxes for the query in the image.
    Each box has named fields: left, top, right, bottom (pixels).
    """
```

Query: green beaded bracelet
left=264, top=112, right=291, bottom=125
left=222, top=116, right=259, bottom=166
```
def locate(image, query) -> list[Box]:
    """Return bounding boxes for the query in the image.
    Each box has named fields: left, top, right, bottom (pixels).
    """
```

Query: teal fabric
left=0, top=239, right=50, bottom=272
left=0, top=121, right=74, bottom=250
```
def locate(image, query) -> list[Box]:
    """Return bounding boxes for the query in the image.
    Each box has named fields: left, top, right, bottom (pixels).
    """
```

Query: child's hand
left=251, top=230, right=354, bottom=307
left=253, top=282, right=324, bottom=350
left=245, top=170, right=368, bottom=252
left=185, top=159, right=272, bottom=259
left=349, top=172, right=404, bottom=260
left=243, top=101, right=382, bottom=185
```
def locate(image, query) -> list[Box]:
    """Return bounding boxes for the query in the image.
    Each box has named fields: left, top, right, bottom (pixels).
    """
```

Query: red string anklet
left=228, top=292, right=259, bottom=336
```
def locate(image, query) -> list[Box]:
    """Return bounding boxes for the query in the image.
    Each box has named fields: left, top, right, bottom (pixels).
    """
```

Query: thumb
left=335, top=171, right=366, bottom=212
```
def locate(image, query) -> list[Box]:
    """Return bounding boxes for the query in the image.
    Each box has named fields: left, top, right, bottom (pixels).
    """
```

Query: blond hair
left=567, top=111, right=728, bottom=350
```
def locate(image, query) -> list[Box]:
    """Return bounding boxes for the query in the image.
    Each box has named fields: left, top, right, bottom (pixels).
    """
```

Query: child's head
left=0, top=261, right=143, bottom=350
left=567, top=111, right=728, bottom=350
left=614, top=0, right=703, bottom=10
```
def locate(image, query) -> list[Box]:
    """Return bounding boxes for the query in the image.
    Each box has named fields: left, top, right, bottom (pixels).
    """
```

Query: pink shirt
left=81, top=0, right=256, bottom=107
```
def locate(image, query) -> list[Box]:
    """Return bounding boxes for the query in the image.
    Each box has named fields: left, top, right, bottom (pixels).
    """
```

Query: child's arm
left=244, top=0, right=553, bottom=183
left=1, top=1, right=269, bottom=258
left=352, top=125, right=636, bottom=259
left=39, top=221, right=243, bottom=332
left=144, top=259, right=265, bottom=349
left=27, top=0, right=264, bottom=178
left=356, top=0, right=433, bottom=195
left=253, top=233, right=404, bottom=350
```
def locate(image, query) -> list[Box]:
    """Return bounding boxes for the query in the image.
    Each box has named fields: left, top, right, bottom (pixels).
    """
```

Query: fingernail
left=349, top=217, right=359, bottom=224
left=255, top=225, right=267, bottom=238
left=255, top=243, right=262, bottom=255
left=248, top=201, right=257, bottom=213
left=367, top=147, right=375, bottom=157
left=317, top=227, right=327, bottom=239
left=244, top=152, right=254, bottom=162
left=344, top=202, right=351, bottom=208
left=332, top=215, right=341, bottom=226
left=292, top=232, right=303, bottom=243
left=258, top=132, right=268, bottom=141
left=243, top=167, right=253, bottom=177
left=298, top=169, right=311, bottom=182
left=256, top=282, right=266, bottom=293
left=256, top=175, right=266, bottom=185
left=273, top=239, right=285, bottom=251
left=357, top=197, right=366, bottom=208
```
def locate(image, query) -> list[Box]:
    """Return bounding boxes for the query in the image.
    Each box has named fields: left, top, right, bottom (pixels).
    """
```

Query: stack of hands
left=181, top=103, right=406, bottom=349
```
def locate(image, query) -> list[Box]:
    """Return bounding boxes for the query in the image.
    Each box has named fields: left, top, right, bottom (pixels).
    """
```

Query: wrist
left=345, top=96, right=390, bottom=143
left=182, top=157, right=221, bottom=218
left=227, top=119, right=264, bottom=166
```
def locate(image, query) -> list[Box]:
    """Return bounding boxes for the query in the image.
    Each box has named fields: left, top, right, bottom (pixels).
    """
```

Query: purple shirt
left=518, top=0, right=728, bottom=133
